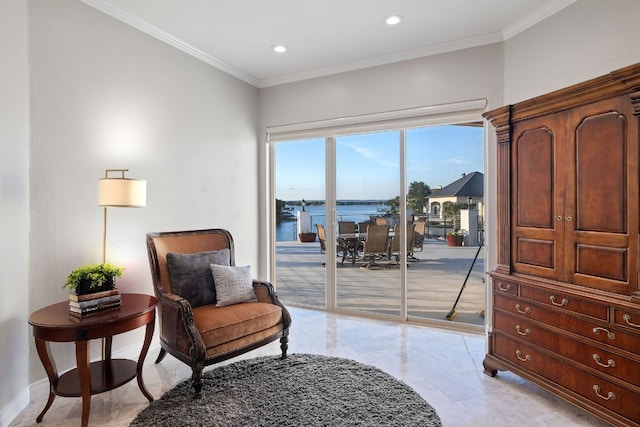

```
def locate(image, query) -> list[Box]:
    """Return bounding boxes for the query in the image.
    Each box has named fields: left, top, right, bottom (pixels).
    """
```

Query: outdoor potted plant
left=446, top=229, right=464, bottom=247
left=62, top=263, right=125, bottom=295
left=298, top=230, right=317, bottom=242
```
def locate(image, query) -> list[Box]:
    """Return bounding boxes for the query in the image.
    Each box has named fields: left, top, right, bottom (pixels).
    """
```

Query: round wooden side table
left=28, top=293, right=158, bottom=427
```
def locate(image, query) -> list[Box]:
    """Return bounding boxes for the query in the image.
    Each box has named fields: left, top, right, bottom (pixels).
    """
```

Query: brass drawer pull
left=497, top=282, right=512, bottom=292
left=593, top=385, right=616, bottom=401
left=516, top=325, right=531, bottom=336
left=515, top=350, right=531, bottom=362
left=515, top=304, right=531, bottom=314
left=592, top=327, right=616, bottom=340
left=549, top=295, right=568, bottom=306
left=623, top=313, right=640, bottom=328
left=592, top=354, right=616, bottom=368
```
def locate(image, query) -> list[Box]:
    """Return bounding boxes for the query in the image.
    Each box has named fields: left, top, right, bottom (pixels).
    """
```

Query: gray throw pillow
left=210, top=264, right=257, bottom=307
left=166, top=249, right=230, bottom=307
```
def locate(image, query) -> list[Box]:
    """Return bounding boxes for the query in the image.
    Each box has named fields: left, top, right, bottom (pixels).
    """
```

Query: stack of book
left=69, top=288, right=121, bottom=317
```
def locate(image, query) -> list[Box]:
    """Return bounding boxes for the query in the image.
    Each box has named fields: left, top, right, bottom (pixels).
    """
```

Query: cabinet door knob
left=565, top=216, right=573, bottom=221
left=556, top=216, right=563, bottom=221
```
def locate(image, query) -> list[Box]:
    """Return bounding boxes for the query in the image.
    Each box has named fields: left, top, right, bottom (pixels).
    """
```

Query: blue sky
left=276, top=124, right=484, bottom=201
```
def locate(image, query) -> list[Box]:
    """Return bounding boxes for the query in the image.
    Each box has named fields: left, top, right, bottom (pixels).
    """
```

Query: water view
left=277, top=202, right=390, bottom=241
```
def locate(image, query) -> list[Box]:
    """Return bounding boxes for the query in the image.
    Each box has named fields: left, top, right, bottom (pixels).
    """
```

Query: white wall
left=505, top=0, right=640, bottom=103
left=0, top=0, right=30, bottom=424
left=25, top=0, right=259, bottom=387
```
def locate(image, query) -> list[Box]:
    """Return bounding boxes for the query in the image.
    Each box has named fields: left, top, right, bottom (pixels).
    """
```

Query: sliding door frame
left=267, top=99, right=487, bottom=322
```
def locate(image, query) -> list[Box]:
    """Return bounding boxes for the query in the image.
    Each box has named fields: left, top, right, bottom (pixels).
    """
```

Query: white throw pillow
left=210, top=264, right=257, bottom=307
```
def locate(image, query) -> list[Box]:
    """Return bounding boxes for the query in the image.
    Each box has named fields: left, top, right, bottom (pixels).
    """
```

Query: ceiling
left=82, top=0, right=576, bottom=88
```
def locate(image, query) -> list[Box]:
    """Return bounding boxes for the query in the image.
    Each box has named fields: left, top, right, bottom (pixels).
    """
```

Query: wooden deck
left=275, top=238, right=486, bottom=328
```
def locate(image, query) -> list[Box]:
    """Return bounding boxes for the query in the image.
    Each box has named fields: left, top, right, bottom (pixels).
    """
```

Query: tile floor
left=10, top=306, right=610, bottom=427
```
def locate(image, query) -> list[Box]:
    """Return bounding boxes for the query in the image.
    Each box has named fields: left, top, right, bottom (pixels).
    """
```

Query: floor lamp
left=98, top=169, right=146, bottom=264
left=97, top=169, right=146, bottom=359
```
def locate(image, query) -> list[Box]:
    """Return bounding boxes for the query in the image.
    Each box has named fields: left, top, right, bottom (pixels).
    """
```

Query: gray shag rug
left=130, top=353, right=442, bottom=427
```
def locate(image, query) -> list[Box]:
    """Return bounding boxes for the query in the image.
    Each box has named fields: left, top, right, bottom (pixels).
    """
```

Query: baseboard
left=0, top=387, right=30, bottom=427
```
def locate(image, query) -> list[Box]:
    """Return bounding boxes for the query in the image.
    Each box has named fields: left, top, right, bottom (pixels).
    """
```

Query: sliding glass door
left=274, top=138, right=326, bottom=308
left=270, top=108, right=486, bottom=327
left=405, top=124, right=485, bottom=325
left=335, top=131, right=401, bottom=316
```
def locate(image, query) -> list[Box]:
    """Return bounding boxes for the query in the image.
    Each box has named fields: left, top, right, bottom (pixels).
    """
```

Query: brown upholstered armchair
left=146, top=229, right=291, bottom=393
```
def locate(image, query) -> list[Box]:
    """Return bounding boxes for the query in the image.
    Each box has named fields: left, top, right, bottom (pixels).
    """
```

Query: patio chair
left=412, top=221, right=426, bottom=254
left=316, top=223, right=349, bottom=265
left=360, top=224, right=390, bottom=269
left=387, top=224, right=415, bottom=267
left=374, top=217, right=388, bottom=226
left=338, top=221, right=361, bottom=263
left=315, top=223, right=327, bottom=254
left=146, top=228, right=291, bottom=394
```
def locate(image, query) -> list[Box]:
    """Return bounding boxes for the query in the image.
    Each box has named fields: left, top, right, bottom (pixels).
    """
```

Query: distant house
left=428, top=172, right=483, bottom=220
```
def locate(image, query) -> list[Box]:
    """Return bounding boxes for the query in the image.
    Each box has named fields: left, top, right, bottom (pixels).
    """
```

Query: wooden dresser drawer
left=495, top=311, right=640, bottom=385
left=561, top=364, right=640, bottom=424
left=493, top=333, right=557, bottom=380
left=494, top=293, right=640, bottom=356
left=494, top=334, right=640, bottom=424
left=520, top=285, right=608, bottom=321
left=494, top=311, right=558, bottom=348
left=613, top=307, right=640, bottom=332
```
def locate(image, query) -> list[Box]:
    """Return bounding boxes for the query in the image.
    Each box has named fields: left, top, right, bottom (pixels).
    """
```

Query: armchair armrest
left=156, top=291, right=206, bottom=360
left=253, top=280, right=292, bottom=329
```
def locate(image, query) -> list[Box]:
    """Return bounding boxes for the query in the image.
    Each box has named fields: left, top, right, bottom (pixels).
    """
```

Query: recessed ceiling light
left=272, top=44, right=287, bottom=54
left=385, top=15, right=403, bottom=26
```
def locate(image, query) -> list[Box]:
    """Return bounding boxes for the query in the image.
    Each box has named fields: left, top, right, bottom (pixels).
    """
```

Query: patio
left=275, top=237, right=487, bottom=329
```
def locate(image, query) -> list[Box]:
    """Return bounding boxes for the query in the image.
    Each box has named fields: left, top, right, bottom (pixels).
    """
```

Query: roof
left=430, top=172, right=484, bottom=198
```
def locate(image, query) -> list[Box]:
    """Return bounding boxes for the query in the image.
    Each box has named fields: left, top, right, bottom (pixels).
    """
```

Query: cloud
left=445, top=157, right=473, bottom=165
left=338, top=140, right=398, bottom=168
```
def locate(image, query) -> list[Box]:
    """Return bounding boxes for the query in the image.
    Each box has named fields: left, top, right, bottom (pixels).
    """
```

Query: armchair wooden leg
left=192, top=365, right=204, bottom=395
left=154, top=348, right=167, bottom=364
left=280, top=333, right=289, bottom=359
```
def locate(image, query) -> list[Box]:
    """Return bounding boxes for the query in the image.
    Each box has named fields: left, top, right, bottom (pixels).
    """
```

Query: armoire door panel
left=575, top=111, right=627, bottom=234
left=514, top=127, right=554, bottom=228
left=575, top=244, right=627, bottom=282
left=565, top=96, right=637, bottom=293
left=515, top=238, right=555, bottom=269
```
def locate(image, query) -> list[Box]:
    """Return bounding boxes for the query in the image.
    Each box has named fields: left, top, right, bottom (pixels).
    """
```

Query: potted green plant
left=62, top=263, right=125, bottom=295
left=446, top=229, right=464, bottom=247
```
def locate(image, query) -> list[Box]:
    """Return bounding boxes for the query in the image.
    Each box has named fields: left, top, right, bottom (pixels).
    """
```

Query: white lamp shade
left=98, top=178, right=146, bottom=207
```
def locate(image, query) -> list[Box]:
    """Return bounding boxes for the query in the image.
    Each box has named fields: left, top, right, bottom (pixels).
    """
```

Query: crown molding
left=502, top=0, right=577, bottom=40
left=80, top=0, right=259, bottom=87
left=258, top=31, right=504, bottom=88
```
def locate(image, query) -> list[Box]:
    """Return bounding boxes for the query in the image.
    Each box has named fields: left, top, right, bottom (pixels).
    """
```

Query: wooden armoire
left=483, top=63, right=640, bottom=426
